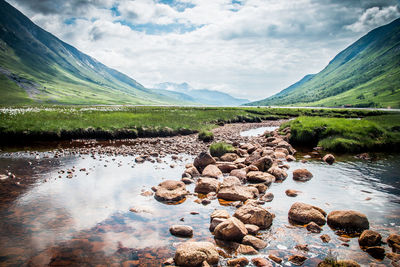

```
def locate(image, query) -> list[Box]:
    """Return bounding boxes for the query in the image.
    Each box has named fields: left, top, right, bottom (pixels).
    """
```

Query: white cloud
left=7, top=0, right=400, bottom=100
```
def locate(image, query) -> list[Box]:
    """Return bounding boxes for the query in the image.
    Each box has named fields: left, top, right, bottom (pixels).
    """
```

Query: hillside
left=246, top=18, right=400, bottom=108
left=153, top=82, right=249, bottom=106
left=0, top=0, right=181, bottom=105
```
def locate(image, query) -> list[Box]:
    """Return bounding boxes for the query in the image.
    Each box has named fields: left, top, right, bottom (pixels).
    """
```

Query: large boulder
left=322, top=154, right=335, bottom=165
left=220, top=153, right=239, bottom=162
left=230, top=169, right=247, bottom=181
left=253, top=156, right=274, bottom=172
left=202, top=165, right=223, bottom=179
left=288, top=202, right=327, bottom=226
left=246, top=171, right=275, bottom=185
left=194, top=152, right=216, bottom=172
left=154, top=180, right=188, bottom=203
left=214, top=217, right=248, bottom=242
left=327, top=210, right=369, bottom=233
left=169, top=225, right=193, bottom=237
left=174, top=241, right=219, bottom=266
left=217, top=185, right=258, bottom=201
left=184, top=166, right=200, bottom=178
left=267, top=166, right=288, bottom=181
left=242, top=235, right=267, bottom=250
left=195, top=177, right=220, bottom=194
left=221, top=176, right=242, bottom=188
left=234, top=203, right=273, bottom=229
left=292, top=169, right=313, bottom=182
left=358, top=230, right=382, bottom=247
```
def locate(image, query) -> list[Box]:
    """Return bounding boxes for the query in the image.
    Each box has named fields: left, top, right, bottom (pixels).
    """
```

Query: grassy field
left=282, top=114, right=400, bottom=152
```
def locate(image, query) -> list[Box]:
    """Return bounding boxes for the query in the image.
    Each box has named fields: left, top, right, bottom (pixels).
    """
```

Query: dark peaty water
left=0, top=145, right=399, bottom=266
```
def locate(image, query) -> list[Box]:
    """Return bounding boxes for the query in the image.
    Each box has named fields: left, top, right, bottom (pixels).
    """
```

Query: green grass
left=282, top=114, right=400, bottom=152
left=198, top=130, right=214, bottom=142
left=209, top=142, right=235, bottom=157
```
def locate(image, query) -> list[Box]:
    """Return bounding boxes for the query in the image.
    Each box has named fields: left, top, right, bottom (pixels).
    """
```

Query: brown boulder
left=227, top=257, right=249, bottom=266
left=268, top=254, right=282, bottom=263
left=169, top=225, right=193, bottom=237
left=267, top=166, right=288, bottom=181
left=246, top=171, right=275, bottom=185
left=210, top=209, right=230, bottom=221
left=260, top=192, right=274, bottom=202
left=154, top=180, right=188, bottom=203
left=293, top=169, right=313, bottom=182
left=217, top=186, right=258, bottom=201
left=221, top=153, right=239, bottom=162
left=252, top=258, right=272, bottom=267
left=365, top=246, right=385, bottom=259
left=388, top=234, right=400, bottom=253
left=320, top=234, right=331, bottom=243
left=327, top=210, right=369, bottom=233
left=288, top=202, right=327, bottom=226
left=288, top=255, right=307, bottom=266
left=285, top=189, right=300, bottom=197
left=358, top=230, right=382, bottom=247
left=209, top=217, right=226, bottom=232
left=202, top=164, right=223, bottom=178
left=236, top=244, right=258, bottom=255
left=253, top=156, right=274, bottom=172
left=286, top=155, right=296, bottom=162
left=242, top=235, right=267, bottom=250
left=318, top=260, right=360, bottom=267
left=221, top=176, right=242, bottom=188
left=306, top=222, right=322, bottom=233
left=195, top=178, right=220, bottom=194
left=323, top=154, right=335, bottom=165
left=230, top=169, right=247, bottom=181
left=184, top=166, right=200, bottom=178
left=216, top=162, right=237, bottom=173
left=234, top=203, right=273, bottom=229
left=194, top=152, right=216, bottom=172
left=245, top=224, right=260, bottom=235
left=174, top=242, right=219, bottom=266
left=214, top=217, right=248, bottom=241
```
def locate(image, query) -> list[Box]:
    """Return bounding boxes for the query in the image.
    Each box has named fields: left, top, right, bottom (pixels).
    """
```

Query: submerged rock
left=234, top=203, right=273, bottom=229
left=252, top=257, right=272, bottom=267
left=285, top=189, right=300, bottom=197
left=318, top=259, right=360, bottom=267
left=267, top=166, right=287, bottom=181
left=242, top=235, right=267, bottom=250
left=322, top=154, right=335, bottom=165
left=327, top=210, right=369, bottom=233
left=174, top=241, right=219, bottom=267
left=227, top=257, right=249, bottom=266
left=169, top=225, right=193, bottom=237
left=306, top=222, right=322, bottom=233
left=288, top=255, right=307, bottom=266
left=217, top=185, right=258, bottom=201
left=214, top=217, right=248, bottom=242
left=387, top=234, right=400, bottom=253
left=154, top=180, right=188, bottom=203
left=288, top=202, right=327, bottom=226
left=292, top=169, right=313, bottom=182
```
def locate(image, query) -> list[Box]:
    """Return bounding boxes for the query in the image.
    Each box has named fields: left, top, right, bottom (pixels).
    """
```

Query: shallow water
left=240, top=126, right=278, bottom=137
left=0, top=149, right=399, bottom=266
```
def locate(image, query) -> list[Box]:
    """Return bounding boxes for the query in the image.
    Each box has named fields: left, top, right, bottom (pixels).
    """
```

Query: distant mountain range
left=152, top=82, right=249, bottom=106
left=246, top=18, right=400, bottom=108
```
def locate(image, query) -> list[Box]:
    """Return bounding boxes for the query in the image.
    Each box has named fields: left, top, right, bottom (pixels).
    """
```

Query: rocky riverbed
left=0, top=120, right=399, bottom=266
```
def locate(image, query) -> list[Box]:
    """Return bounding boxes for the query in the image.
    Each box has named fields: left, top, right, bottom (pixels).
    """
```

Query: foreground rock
left=322, top=154, right=335, bottom=165
left=214, top=217, right=248, bottom=242
left=194, top=152, right=216, bottom=172
left=318, top=260, right=360, bottom=267
left=292, top=169, right=313, bottom=182
left=267, top=166, right=287, bottom=180
left=358, top=230, right=382, bottom=247
left=174, top=241, right=219, bottom=266
left=154, top=180, right=188, bottom=203
left=234, top=203, right=273, bottom=229
left=195, top=178, right=220, bottom=194
left=327, top=210, right=369, bottom=233
left=252, top=257, right=272, bottom=267
left=227, top=257, right=249, bottom=266
left=288, top=202, right=326, bottom=226
left=217, top=185, right=258, bottom=201
left=242, top=235, right=267, bottom=250
left=169, top=225, right=193, bottom=237
left=246, top=171, right=274, bottom=185
left=202, top=164, right=223, bottom=179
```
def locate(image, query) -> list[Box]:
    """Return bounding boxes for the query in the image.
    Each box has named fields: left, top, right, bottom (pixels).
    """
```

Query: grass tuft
left=198, top=130, right=214, bottom=142
left=209, top=142, right=235, bottom=157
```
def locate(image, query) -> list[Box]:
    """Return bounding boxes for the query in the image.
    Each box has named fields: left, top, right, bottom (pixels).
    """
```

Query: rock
left=267, top=166, right=288, bottom=181
left=246, top=171, right=275, bottom=185
left=181, top=177, right=194, bottom=184
left=230, top=169, right=247, bottom=181
left=318, top=260, right=360, bottom=267
left=248, top=183, right=268, bottom=194
left=236, top=244, right=258, bottom=255
left=268, top=254, right=282, bottom=263
left=163, top=258, right=175, bottom=265
left=338, top=236, right=350, bottom=242
left=286, top=155, right=296, bottom=162
left=292, top=169, right=313, bottom=182
left=169, top=225, right=193, bottom=237
left=210, top=209, right=230, bottom=221
left=194, top=152, right=216, bottom=172
left=221, top=153, right=239, bottom=162
left=227, top=257, right=249, bottom=266
left=216, top=162, right=237, bottom=173
left=234, top=203, right=273, bottom=229
left=387, top=252, right=400, bottom=261
left=285, top=189, right=300, bottom=197
left=358, top=230, right=382, bottom=247
left=252, top=258, right=272, bottom=267
left=295, top=244, right=309, bottom=252
left=245, top=165, right=259, bottom=172
left=242, top=235, right=267, bottom=250
left=209, top=218, right=226, bottom=232
left=274, top=152, right=286, bottom=159
left=202, top=165, right=223, bottom=179
left=260, top=192, right=274, bottom=202
left=366, top=246, right=386, bottom=259
left=214, top=217, right=248, bottom=241
left=154, top=180, right=188, bottom=203
left=195, top=178, right=220, bottom=194
left=135, top=156, right=145, bottom=163
left=174, top=242, right=219, bottom=267
left=306, top=222, right=322, bottom=233
left=288, top=255, right=307, bottom=266
left=245, top=224, right=260, bottom=235
left=217, top=186, right=258, bottom=201
left=275, top=147, right=289, bottom=155
left=327, top=210, right=369, bottom=233
left=221, top=176, right=242, bottom=188
left=288, top=202, right=327, bottom=226
left=388, top=234, right=400, bottom=252
left=185, top=166, right=201, bottom=178
left=322, top=154, right=335, bottom=165
left=320, top=234, right=331, bottom=243
left=253, top=156, right=274, bottom=172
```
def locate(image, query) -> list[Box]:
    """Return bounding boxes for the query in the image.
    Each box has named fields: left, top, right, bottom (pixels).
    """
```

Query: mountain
left=0, top=0, right=182, bottom=105
left=153, top=82, right=250, bottom=106
left=246, top=18, right=400, bottom=108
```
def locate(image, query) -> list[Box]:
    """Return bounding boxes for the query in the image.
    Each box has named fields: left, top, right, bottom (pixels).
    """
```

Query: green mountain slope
left=246, top=18, right=400, bottom=108
left=0, top=0, right=181, bottom=105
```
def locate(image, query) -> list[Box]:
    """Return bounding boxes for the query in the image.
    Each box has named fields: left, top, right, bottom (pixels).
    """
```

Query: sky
left=7, top=0, right=400, bottom=101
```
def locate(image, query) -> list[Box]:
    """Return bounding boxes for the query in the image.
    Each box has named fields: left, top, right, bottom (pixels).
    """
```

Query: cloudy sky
left=7, top=0, right=400, bottom=100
